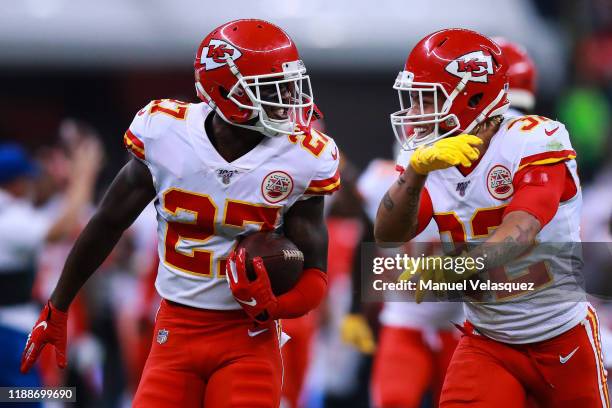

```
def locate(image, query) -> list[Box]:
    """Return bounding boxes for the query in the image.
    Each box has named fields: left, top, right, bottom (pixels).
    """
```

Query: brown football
left=236, top=231, right=304, bottom=295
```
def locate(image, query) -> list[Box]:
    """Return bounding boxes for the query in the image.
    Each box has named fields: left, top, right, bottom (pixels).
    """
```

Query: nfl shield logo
left=157, top=329, right=169, bottom=344
left=215, top=169, right=239, bottom=185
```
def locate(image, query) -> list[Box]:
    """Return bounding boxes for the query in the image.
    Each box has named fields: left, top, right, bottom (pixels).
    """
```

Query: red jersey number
left=162, top=189, right=281, bottom=278
left=434, top=206, right=551, bottom=300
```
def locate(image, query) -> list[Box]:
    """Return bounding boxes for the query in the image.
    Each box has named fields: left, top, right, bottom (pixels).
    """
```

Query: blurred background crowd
left=0, top=0, right=610, bottom=407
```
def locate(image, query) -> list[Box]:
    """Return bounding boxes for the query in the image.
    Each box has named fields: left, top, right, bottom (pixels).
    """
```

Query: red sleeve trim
left=124, top=129, right=146, bottom=161
left=504, top=163, right=570, bottom=227
left=518, top=149, right=576, bottom=170
left=307, top=169, right=340, bottom=188
left=305, top=169, right=341, bottom=195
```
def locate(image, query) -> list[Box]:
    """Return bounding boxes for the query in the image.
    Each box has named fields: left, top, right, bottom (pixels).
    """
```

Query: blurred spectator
left=0, top=139, right=101, bottom=404
left=575, top=32, right=612, bottom=88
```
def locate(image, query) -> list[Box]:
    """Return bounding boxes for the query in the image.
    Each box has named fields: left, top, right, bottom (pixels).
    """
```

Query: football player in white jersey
left=345, top=37, right=538, bottom=408
left=376, top=28, right=608, bottom=407
left=20, top=19, right=340, bottom=407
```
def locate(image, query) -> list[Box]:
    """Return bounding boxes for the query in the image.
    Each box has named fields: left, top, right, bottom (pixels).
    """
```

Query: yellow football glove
left=398, top=254, right=481, bottom=303
left=409, top=134, right=483, bottom=175
left=340, top=314, right=376, bottom=354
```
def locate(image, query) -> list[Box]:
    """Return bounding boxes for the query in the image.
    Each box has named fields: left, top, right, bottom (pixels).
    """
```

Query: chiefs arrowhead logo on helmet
left=445, top=51, right=493, bottom=83
left=201, top=39, right=243, bottom=71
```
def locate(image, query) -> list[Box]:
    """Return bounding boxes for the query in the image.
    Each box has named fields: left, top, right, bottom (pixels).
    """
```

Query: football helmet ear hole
left=219, top=86, right=230, bottom=99
left=469, top=93, right=484, bottom=107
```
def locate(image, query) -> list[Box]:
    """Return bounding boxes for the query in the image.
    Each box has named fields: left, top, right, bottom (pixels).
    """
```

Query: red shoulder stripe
left=518, top=149, right=576, bottom=170
left=306, top=169, right=340, bottom=189
left=123, top=130, right=145, bottom=160
left=304, top=182, right=341, bottom=195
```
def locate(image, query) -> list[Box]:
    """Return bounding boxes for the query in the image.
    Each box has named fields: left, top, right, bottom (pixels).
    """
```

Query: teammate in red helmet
left=21, top=19, right=339, bottom=407
left=378, top=28, right=607, bottom=407
left=494, top=37, right=537, bottom=114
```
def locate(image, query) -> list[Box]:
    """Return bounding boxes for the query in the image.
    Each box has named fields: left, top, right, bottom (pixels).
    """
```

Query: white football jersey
left=124, top=99, right=340, bottom=310
left=397, top=114, right=585, bottom=343
left=358, top=159, right=463, bottom=330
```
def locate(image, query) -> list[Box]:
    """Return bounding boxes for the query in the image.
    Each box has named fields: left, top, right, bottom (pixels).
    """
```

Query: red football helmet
left=493, top=37, right=537, bottom=112
left=194, top=19, right=314, bottom=136
left=391, top=28, right=510, bottom=150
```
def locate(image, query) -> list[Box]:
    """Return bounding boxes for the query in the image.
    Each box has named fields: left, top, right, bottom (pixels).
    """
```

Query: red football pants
left=372, top=326, right=459, bottom=408
left=281, top=313, right=316, bottom=408
left=441, top=306, right=609, bottom=408
left=133, top=299, right=283, bottom=408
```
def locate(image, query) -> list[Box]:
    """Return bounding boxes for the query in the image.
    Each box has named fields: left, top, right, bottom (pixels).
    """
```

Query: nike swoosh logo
left=34, top=321, right=48, bottom=331
left=247, top=328, right=269, bottom=337
left=559, top=346, right=579, bottom=364
left=236, top=297, right=257, bottom=307
left=545, top=126, right=560, bottom=136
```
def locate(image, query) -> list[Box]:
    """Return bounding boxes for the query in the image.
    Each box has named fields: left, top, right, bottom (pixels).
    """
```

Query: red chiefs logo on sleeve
left=445, top=51, right=494, bottom=83
left=201, top=39, right=242, bottom=70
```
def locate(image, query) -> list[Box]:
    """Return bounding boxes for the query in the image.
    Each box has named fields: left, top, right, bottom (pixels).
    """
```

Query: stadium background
left=0, top=0, right=610, bottom=407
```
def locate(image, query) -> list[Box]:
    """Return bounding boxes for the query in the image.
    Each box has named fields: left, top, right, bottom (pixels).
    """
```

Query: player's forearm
left=50, top=212, right=125, bottom=311
left=374, top=169, right=426, bottom=243
left=467, top=211, right=541, bottom=271
left=274, top=268, right=328, bottom=319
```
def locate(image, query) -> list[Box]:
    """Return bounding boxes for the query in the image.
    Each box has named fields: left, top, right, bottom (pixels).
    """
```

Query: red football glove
left=226, top=248, right=278, bottom=323
left=20, top=300, right=68, bottom=374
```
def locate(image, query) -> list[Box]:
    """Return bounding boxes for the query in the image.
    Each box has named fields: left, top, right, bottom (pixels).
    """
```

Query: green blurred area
left=557, top=87, right=611, bottom=176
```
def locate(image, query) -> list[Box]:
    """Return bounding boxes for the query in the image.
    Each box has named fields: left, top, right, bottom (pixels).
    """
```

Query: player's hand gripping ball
left=226, top=248, right=277, bottom=323
left=226, top=232, right=304, bottom=323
